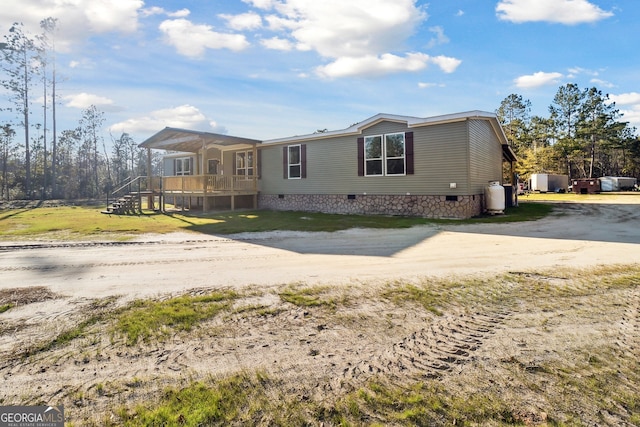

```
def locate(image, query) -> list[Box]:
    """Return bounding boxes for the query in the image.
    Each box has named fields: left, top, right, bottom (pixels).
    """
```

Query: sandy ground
left=0, top=195, right=639, bottom=425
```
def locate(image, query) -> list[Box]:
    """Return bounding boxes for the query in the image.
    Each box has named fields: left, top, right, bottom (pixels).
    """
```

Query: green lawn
left=0, top=201, right=552, bottom=241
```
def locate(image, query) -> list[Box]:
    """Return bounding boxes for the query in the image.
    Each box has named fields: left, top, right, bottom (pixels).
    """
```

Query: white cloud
left=244, top=0, right=461, bottom=78
left=609, top=92, right=640, bottom=106
left=316, top=53, right=429, bottom=78
left=430, top=55, right=462, bottom=73
left=0, top=0, right=144, bottom=52
left=610, top=93, right=640, bottom=129
left=260, top=37, right=295, bottom=51
left=277, top=0, right=426, bottom=58
left=219, top=12, right=262, bottom=31
left=242, top=0, right=277, bottom=10
left=514, top=71, right=564, bottom=89
left=418, top=82, right=445, bottom=89
left=265, top=14, right=298, bottom=31
left=618, top=106, right=640, bottom=130
left=159, top=19, right=250, bottom=57
left=141, top=7, right=190, bottom=18
left=82, top=0, right=142, bottom=33
left=63, top=93, right=115, bottom=109
left=316, top=53, right=459, bottom=78
left=426, top=26, right=449, bottom=49
left=496, top=0, right=613, bottom=24
left=69, top=59, right=95, bottom=69
left=567, top=66, right=598, bottom=76
left=590, top=78, right=614, bottom=88
left=110, top=105, right=226, bottom=134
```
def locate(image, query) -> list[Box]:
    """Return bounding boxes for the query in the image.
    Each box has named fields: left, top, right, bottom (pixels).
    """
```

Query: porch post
left=146, top=147, right=152, bottom=178
left=146, top=147, right=155, bottom=210
left=253, top=144, right=258, bottom=209
left=203, top=175, right=208, bottom=212
left=231, top=176, right=235, bottom=211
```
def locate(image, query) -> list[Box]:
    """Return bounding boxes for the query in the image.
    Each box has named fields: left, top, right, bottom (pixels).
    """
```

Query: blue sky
left=1, top=0, right=638, bottom=146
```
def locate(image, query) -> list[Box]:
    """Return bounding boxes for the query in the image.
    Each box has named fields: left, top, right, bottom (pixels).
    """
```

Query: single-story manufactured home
left=138, top=110, right=517, bottom=219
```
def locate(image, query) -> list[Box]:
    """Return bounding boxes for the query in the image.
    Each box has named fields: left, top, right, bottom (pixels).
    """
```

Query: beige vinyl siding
left=222, top=151, right=235, bottom=176
left=412, top=120, right=470, bottom=195
left=260, top=120, right=482, bottom=196
left=163, top=157, right=175, bottom=175
left=467, top=119, right=503, bottom=193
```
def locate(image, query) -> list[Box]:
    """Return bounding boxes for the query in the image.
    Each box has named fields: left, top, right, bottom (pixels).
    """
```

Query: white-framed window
left=364, top=136, right=383, bottom=176
left=364, top=133, right=405, bottom=176
left=235, top=151, right=254, bottom=177
left=174, top=157, right=192, bottom=176
left=288, top=145, right=302, bottom=179
left=384, top=133, right=406, bottom=175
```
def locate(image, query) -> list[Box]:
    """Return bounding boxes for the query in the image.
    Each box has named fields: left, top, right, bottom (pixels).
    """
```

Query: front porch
left=162, top=174, right=258, bottom=211
left=139, top=127, right=262, bottom=213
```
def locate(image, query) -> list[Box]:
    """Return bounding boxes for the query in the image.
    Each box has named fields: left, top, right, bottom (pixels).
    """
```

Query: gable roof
left=139, top=111, right=516, bottom=162
left=139, top=127, right=261, bottom=153
left=262, top=110, right=509, bottom=145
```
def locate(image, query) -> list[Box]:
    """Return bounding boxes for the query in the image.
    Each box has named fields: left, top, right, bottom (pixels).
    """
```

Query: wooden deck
left=161, top=175, right=258, bottom=211
left=163, top=175, right=257, bottom=194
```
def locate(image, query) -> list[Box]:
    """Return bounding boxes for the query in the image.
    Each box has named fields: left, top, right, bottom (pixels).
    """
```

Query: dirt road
left=1, top=197, right=639, bottom=301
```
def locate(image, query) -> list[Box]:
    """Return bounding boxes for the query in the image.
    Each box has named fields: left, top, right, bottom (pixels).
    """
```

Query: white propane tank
left=485, top=181, right=505, bottom=214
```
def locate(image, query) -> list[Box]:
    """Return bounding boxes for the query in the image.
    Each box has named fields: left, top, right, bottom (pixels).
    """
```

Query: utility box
left=572, top=178, right=601, bottom=194
left=529, top=174, right=569, bottom=193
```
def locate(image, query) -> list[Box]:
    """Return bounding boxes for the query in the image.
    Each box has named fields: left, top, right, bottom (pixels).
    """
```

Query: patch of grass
left=24, top=314, right=104, bottom=357
left=0, top=205, right=224, bottom=240
left=509, top=265, right=640, bottom=300
left=115, top=371, right=300, bottom=427
left=530, top=348, right=640, bottom=425
left=0, top=199, right=555, bottom=241
left=333, top=380, right=517, bottom=426
left=232, top=304, right=283, bottom=317
left=113, top=290, right=238, bottom=345
left=0, top=286, right=60, bottom=306
left=381, top=282, right=445, bottom=315
left=21, top=296, right=119, bottom=357
left=278, top=285, right=339, bottom=309
left=0, top=303, right=14, bottom=313
left=522, top=192, right=638, bottom=203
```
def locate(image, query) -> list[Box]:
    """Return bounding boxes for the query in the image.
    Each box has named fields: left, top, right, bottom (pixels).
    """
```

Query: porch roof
left=139, top=127, right=261, bottom=153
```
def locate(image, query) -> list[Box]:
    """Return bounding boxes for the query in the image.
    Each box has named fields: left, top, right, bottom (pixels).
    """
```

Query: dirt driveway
left=1, top=195, right=639, bottom=301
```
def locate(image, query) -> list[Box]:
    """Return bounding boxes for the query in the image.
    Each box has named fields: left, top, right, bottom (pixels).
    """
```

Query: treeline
left=496, top=85, right=639, bottom=182
left=2, top=19, right=639, bottom=202
left=0, top=20, right=160, bottom=201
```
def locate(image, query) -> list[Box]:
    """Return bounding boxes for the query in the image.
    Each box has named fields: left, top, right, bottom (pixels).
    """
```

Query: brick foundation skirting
left=258, top=194, right=483, bottom=219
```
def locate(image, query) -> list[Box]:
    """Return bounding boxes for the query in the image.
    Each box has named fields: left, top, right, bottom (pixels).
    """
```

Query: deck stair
left=101, top=194, right=142, bottom=215
left=101, top=176, right=162, bottom=215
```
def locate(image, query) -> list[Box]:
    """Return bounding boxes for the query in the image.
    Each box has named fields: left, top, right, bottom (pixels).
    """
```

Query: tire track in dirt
left=333, top=307, right=512, bottom=389
left=0, top=254, right=279, bottom=272
left=0, top=239, right=238, bottom=252
left=618, top=287, right=640, bottom=356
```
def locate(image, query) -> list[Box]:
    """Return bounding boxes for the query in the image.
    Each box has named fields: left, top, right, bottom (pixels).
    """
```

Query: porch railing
left=162, top=174, right=257, bottom=193
left=105, top=175, right=163, bottom=213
